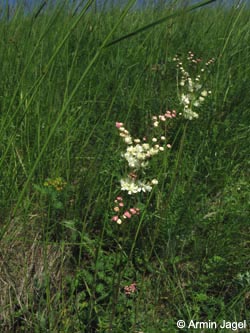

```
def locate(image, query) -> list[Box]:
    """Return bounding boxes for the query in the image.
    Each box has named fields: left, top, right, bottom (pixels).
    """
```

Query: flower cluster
left=120, top=177, right=159, bottom=195
left=124, top=282, right=137, bottom=295
left=111, top=52, right=213, bottom=225
left=112, top=111, right=176, bottom=223
left=152, top=109, right=176, bottom=128
left=115, top=121, right=173, bottom=195
left=43, top=177, right=67, bottom=191
left=111, top=196, right=140, bottom=224
left=116, top=121, right=172, bottom=171
left=173, top=51, right=214, bottom=120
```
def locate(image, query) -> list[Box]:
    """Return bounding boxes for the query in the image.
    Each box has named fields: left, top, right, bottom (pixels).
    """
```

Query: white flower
left=149, top=147, right=159, bottom=156
left=126, top=146, right=135, bottom=153
left=181, top=94, right=190, bottom=105
left=123, top=144, right=152, bottom=169
left=120, top=178, right=141, bottom=195
left=141, top=161, right=149, bottom=168
left=142, top=143, right=150, bottom=150
left=120, top=178, right=154, bottom=194
left=138, top=181, right=152, bottom=193
left=124, top=136, right=132, bottom=144
left=151, top=179, right=158, bottom=185
left=194, top=83, right=202, bottom=90
left=183, top=109, right=199, bottom=120
left=124, top=153, right=140, bottom=169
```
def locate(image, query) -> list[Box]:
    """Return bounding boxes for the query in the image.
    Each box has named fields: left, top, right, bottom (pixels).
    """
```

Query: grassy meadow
left=0, top=0, right=250, bottom=332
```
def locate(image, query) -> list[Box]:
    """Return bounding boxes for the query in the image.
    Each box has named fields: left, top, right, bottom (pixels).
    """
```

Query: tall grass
left=0, top=0, right=250, bottom=332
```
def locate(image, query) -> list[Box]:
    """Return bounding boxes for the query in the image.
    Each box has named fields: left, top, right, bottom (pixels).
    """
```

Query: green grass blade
left=1, top=0, right=138, bottom=240
left=104, top=0, right=217, bottom=48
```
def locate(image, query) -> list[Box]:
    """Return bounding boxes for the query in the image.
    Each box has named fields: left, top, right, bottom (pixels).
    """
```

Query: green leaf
left=96, top=283, right=105, bottom=294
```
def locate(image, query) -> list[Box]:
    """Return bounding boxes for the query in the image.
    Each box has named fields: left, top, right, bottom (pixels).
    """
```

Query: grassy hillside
left=0, top=1, right=249, bottom=332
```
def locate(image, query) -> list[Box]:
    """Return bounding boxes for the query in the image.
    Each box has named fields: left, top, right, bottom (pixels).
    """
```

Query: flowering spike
left=111, top=52, right=213, bottom=225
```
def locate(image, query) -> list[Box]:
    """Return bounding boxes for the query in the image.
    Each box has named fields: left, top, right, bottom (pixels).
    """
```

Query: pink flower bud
left=129, top=208, right=137, bottom=215
left=116, top=196, right=123, bottom=201
left=123, top=211, right=132, bottom=219
left=124, top=282, right=137, bottom=295
left=112, top=216, right=119, bottom=222
left=116, top=122, right=123, bottom=128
